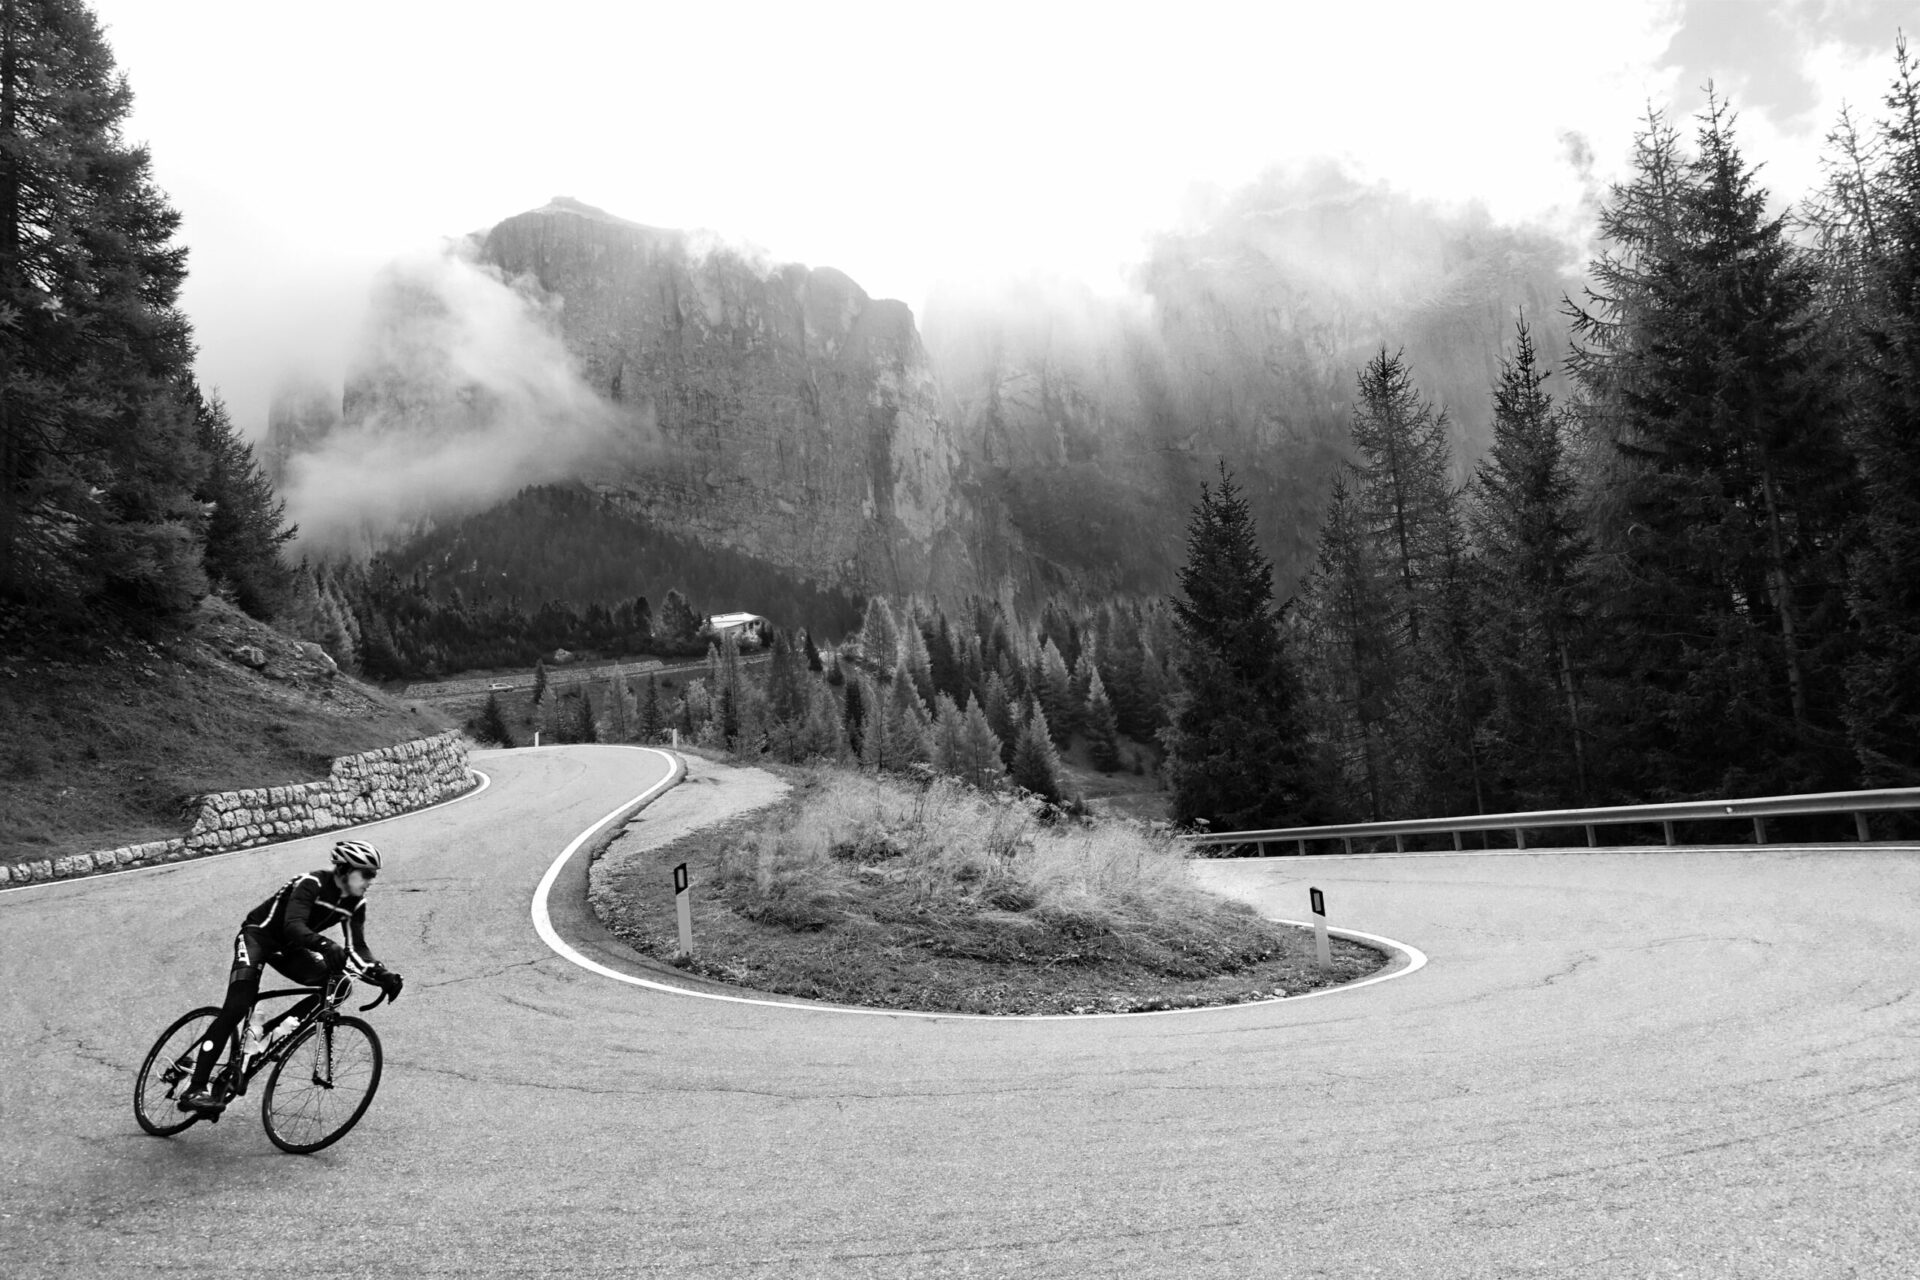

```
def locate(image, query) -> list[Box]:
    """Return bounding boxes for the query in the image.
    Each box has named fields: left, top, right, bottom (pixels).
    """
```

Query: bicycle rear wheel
left=260, top=1015, right=382, bottom=1154
left=134, top=1006, right=224, bottom=1136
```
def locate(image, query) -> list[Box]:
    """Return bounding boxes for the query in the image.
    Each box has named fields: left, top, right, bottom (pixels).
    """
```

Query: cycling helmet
left=331, top=840, right=383, bottom=873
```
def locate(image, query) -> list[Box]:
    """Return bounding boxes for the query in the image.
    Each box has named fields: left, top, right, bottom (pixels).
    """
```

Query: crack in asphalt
left=1539, top=952, right=1598, bottom=986
left=419, top=958, right=548, bottom=990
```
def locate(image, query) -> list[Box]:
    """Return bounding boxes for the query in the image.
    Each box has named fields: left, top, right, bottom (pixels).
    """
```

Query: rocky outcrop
left=0, top=733, right=472, bottom=886
left=266, top=179, right=1580, bottom=610
left=479, top=199, right=1011, bottom=602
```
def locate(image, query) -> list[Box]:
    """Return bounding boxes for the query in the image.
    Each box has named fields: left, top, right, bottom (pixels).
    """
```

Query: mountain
left=267, top=182, right=1578, bottom=624
left=481, top=198, right=1015, bottom=603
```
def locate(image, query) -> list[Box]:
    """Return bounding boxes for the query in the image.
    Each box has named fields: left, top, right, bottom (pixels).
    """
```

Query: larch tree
left=1009, top=702, right=1064, bottom=804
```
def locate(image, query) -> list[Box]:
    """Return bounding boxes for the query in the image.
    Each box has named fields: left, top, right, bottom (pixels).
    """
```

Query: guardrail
left=1179, top=786, right=1920, bottom=854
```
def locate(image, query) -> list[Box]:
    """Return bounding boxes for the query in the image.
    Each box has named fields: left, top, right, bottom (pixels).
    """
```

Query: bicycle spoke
left=134, top=1008, right=224, bottom=1138
left=261, top=1017, right=382, bottom=1154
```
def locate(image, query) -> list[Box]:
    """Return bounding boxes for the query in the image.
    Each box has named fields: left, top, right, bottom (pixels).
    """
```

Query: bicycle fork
left=312, top=1022, right=336, bottom=1089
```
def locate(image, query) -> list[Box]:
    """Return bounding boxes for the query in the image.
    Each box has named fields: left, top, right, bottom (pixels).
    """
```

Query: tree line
left=474, top=593, right=1183, bottom=812
left=0, top=1, right=294, bottom=635
left=1172, top=57, right=1920, bottom=831
left=310, top=484, right=865, bottom=678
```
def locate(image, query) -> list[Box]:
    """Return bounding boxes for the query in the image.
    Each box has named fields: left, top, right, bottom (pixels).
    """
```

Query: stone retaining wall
left=1, top=732, right=472, bottom=886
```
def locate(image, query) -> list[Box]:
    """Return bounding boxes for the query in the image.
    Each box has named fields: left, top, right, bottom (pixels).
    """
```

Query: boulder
left=229, top=645, right=268, bottom=669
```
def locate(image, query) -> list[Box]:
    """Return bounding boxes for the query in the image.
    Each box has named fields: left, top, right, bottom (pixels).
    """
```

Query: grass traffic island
left=591, top=766, right=1388, bottom=1015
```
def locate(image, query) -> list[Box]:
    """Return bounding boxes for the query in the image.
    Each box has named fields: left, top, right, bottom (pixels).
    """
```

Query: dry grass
left=595, top=766, right=1387, bottom=1014
left=0, top=598, right=453, bottom=865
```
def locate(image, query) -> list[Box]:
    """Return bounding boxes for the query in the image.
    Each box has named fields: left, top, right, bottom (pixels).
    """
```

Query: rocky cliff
left=268, top=182, right=1579, bottom=616
left=477, top=199, right=1013, bottom=603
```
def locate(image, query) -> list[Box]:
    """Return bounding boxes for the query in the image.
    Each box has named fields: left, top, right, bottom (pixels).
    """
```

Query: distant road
left=3, top=750, right=1915, bottom=1277
left=398, top=652, right=774, bottom=703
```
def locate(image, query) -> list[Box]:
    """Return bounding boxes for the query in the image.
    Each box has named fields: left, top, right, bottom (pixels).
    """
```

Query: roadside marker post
left=674, top=862, right=693, bottom=956
left=1310, top=887, right=1331, bottom=971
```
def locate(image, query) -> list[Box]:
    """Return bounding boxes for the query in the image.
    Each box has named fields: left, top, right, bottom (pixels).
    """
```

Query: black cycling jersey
left=241, top=869, right=377, bottom=968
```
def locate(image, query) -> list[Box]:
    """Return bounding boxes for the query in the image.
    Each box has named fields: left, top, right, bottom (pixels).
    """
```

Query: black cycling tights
left=187, top=929, right=331, bottom=1092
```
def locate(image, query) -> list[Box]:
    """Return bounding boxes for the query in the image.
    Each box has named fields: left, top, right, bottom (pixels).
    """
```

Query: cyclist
left=178, top=839, right=405, bottom=1112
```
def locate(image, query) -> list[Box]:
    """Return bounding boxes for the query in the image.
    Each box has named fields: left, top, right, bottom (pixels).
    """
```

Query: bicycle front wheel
left=260, top=1015, right=382, bottom=1154
left=134, top=1006, right=224, bottom=1137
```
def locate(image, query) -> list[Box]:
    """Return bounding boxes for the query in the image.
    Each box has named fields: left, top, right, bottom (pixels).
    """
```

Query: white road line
left=0, top=769, right=493, bottom=898
left=528, top=752, right=1429, bottom=1020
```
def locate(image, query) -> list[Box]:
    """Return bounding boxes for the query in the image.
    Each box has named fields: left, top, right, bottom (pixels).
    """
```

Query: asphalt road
left=2, top=746, right=1915, bottom=1278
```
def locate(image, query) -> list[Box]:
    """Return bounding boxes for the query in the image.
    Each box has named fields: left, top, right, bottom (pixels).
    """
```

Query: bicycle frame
left=217, top=974, right=388, bottom=1100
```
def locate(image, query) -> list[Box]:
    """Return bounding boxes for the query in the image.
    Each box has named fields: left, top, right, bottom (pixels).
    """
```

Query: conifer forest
left=5, top=0, right=1920, bottom=834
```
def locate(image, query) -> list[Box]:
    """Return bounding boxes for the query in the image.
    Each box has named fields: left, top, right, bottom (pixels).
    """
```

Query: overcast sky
left=88, top=0, right=1911, bottom=436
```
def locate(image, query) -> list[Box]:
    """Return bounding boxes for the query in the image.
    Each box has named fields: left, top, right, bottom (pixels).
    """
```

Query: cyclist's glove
left=375, top=969, right=404, bottom=1002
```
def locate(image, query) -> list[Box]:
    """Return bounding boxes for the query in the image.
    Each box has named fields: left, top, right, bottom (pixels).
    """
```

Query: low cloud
left=280, top=240, right=646, bottom=554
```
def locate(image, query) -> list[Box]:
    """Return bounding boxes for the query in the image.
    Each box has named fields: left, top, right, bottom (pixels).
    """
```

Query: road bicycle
left=133, top=959, right=391, bottom=1154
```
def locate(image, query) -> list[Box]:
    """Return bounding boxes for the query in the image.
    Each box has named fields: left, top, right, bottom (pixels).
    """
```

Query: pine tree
left=1468, top=319, right=1591, bottom=806
left=1839, top=38, right=1920, bottom=785
left=0, top=0, right=203, bottom=616
left=532, top=659, right=549, bottom=705
left=982, top=670, right=1017, bottom=766
left=927, top=613, right=963, bottom=703
left=930, top=692, right=966, bottom=778
left=765, top=629, right=805, bottom=725
left=1568, top=93, right=1857, bottom=797
left=1165, top=463, right=1321, bottom=830
left=1068, top=649, right=1095, bottom=734
left=656, top=588, right=703, bottom=654
left=801, top=682, right=848, bottom=761
left=1036, top=639, right=1074, bottom=748
left=859, top=596, right=899, bottom=674
left=842, top=672, right=869, bottom=756
left=191, top=384, right=294, bottom=618
left=1083, top=665, right=1121, bottom=772
left=570, top=684, right=598, bottom=743
left=802, top=629, right=824, bottom=673
left=887, top=667, right=931, bottom=766
left=638, top=674, right=663, bottom=742
left=901, top=616, right=936, bottom=708
left=474, top=692, right=514, bottom=747
left=1010, top=703, right=1065, bottom=804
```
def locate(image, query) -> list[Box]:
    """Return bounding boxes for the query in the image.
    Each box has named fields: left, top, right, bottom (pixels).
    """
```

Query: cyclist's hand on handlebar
left=368, top=966, right=403, bottom=1002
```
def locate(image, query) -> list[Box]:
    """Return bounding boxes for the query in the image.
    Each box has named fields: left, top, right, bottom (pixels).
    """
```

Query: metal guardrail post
left=1663, top=821, right=1675, bottom=846
left=1586, top=824, right=1597, bottom=847
left=1343, top=836, right=1353, bottom=855
left=1394, top=834, right=1404, bottom=853
left=1856, top=812, right=1870, bottom=841
left=1297, top=839, right=1307, bottom=857
left=1753, top=816, right=1767, bottom=844
left=1453, top=830, right=1463, bottom=850
left=1516, top=827, right=1527, bottom=850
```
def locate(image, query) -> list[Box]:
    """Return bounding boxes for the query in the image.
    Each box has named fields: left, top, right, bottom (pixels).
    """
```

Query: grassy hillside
left=1, top=598, right=453, bottom=868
